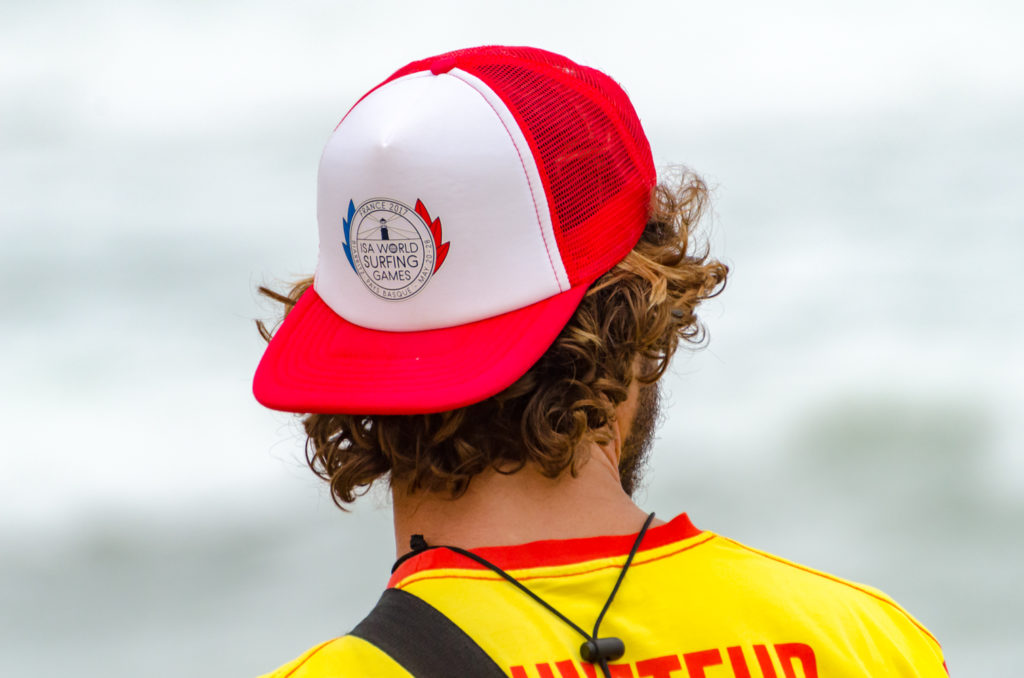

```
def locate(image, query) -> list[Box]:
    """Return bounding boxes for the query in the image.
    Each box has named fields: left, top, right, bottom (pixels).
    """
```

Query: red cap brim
left=253, top=286, right=588, bottom=415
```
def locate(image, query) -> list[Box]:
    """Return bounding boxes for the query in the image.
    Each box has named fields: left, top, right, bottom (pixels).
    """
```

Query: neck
left=391, top=446, right=659, bottom=558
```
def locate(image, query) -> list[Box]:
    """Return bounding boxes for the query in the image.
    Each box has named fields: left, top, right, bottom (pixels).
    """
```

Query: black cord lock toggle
left=580, top=637, right=626, bottom=663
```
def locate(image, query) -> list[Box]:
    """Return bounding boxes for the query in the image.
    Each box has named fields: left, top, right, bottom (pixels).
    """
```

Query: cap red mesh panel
left=385, top=46, right=656, bottom=286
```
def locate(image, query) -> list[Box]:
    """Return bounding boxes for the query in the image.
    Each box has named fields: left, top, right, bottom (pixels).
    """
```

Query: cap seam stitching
left=446, top=70, right=564, bottom=291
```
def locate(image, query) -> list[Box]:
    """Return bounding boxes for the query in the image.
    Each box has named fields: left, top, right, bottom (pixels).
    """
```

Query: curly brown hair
left=257, top=170, right=728, bottom=508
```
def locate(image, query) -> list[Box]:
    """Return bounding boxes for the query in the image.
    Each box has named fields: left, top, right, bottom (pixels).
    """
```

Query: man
left=254, top=46, right=947, bottom=677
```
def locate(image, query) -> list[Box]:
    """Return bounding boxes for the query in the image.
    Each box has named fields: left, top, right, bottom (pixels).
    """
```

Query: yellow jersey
left=261, top=514, right=947, bottom=677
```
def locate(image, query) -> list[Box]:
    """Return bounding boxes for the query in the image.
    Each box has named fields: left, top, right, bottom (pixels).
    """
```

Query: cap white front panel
left=316, top=71, right=567, bottom=332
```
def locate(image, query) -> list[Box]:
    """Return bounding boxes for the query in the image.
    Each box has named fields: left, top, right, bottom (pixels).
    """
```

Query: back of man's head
left=253, top=46, right=728, bottom=507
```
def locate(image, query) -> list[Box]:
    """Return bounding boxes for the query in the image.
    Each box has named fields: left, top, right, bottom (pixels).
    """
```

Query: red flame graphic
left=415, top=199, right=450, bottom=273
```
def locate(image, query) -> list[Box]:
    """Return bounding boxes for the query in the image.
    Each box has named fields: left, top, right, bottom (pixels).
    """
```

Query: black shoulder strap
left=350, top=588, right=508, bottom=678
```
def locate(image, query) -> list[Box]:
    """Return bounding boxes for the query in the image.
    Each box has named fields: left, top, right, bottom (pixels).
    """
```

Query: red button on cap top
left=430, top=56, right=457, bottom=75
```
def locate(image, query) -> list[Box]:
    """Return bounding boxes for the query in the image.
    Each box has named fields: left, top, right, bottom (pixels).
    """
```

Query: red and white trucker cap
left=254, top=46, right=656, bottom=415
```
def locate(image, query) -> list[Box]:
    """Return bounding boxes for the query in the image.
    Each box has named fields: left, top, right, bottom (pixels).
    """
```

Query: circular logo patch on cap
left=341, top=197, right=451, bottom=300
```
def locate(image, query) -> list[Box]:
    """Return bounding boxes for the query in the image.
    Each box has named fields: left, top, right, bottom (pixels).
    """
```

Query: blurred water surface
left=1, top=1, right=1022, bottom=676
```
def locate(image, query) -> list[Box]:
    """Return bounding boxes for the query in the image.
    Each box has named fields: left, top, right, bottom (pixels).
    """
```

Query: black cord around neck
left=426, top=543, right=593, bottom=641
left=592, top=511, right=656, bottom=640
left=393, top=513, right=656, bottom=678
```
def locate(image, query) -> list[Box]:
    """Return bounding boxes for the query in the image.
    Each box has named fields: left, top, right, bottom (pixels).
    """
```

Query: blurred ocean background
left=1, top=0, right=1021, bottom=675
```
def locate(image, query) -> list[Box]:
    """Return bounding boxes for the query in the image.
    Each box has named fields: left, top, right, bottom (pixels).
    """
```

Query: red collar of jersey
left=389, top=513, right=702, bottom=587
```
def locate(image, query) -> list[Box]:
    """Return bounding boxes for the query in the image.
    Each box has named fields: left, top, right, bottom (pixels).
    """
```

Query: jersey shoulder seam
left=276, top=638, right=338, bottom=678
left=716, top=535, right=941, bottom=648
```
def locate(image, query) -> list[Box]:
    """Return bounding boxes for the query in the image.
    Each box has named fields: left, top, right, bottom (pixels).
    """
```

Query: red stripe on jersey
left=389, top=513, right=701, bottom=587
